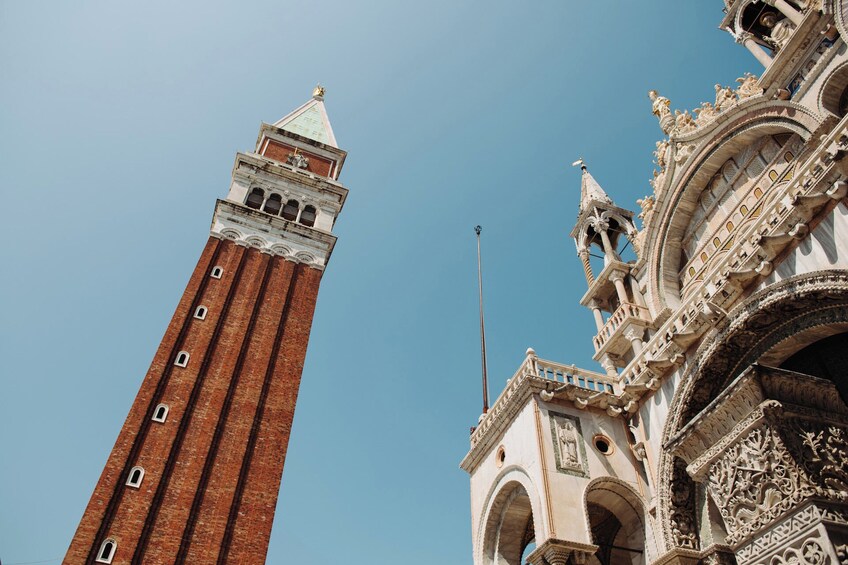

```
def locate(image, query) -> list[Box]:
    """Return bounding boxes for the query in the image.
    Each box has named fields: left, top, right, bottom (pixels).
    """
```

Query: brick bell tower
left=64, top=86, right=348, bottom=565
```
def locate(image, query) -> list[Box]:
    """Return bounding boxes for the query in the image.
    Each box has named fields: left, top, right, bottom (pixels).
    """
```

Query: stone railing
left=469, top=351, right=613, bottom=448
left=593, top=302, right=650, bottom=352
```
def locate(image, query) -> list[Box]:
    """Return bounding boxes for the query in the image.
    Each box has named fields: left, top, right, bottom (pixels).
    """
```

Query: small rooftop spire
left=273, top=86, right=337, bottom=147
left=312, top=83, right=325, bottom=100
left=572, top=158, right=613, bottom=211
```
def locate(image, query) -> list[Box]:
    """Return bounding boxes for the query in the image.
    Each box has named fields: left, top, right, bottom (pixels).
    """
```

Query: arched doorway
left=482, top=481, right=537, bottom=565
left=585, top=480, right=646, bottom=565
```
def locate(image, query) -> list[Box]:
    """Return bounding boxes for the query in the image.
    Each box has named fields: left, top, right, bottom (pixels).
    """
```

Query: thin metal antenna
left=475, top=225, right=490, bottom=414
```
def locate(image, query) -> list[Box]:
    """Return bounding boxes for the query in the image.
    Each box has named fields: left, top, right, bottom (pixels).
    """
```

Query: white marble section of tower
left=211, top=86, right=348, bottom=269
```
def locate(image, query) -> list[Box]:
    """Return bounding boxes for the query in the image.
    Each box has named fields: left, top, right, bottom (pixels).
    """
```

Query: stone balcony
left=592, top=301, right=651, bottom=359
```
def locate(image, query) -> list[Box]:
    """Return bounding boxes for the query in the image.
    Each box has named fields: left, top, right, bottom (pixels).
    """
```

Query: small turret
left=569, top=161, right=649, bottom=375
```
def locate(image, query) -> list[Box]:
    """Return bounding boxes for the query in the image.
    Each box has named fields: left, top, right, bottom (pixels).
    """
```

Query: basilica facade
left=461, top=2, right=848, bottom=564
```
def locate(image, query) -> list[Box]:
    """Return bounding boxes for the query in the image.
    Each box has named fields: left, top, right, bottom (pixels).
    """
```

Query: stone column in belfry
left=64, top=85, right=349, bottom=565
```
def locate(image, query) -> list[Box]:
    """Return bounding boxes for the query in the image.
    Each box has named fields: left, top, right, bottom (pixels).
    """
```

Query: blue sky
left=0, top=2, right=754, bottom=563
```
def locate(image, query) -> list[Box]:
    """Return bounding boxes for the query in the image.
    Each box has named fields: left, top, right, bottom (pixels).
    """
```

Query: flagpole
left=475, top=225, right=490, bottom=414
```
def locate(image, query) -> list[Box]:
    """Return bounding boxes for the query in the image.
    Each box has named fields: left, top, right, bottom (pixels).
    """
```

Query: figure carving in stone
left=286, top=152, right=310, bottom=169
left=558, top=419, right=581, bottom=469
left=649, top=90, right=673, bottom=134
left=673, top=110, right=696, bottom=135
left=654, top=139, right=669, bottom=169
left=760, top=12, right=796, bottom=50
left=637, top=195, right=655, bottom=221
left=674, top=142, right=695, bottom=164
left=714, top=84, right=736, bottom=112
left=695, top=101, right=718, bottom=126
left=736, top=72, right=763, bottom=99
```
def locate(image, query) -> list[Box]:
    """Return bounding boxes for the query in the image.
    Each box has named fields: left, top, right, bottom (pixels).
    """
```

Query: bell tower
left=64, top=86, right=348, bottom=565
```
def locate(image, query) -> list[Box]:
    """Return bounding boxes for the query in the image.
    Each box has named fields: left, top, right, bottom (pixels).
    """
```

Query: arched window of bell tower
left=282, top=199, right=299, bottom=221
left=245, top=187, right=264, bottom=210
left=263, top=193, right=282, bottom=215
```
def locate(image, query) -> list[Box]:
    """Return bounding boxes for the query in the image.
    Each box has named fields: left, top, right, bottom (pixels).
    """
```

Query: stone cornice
left=210, top=199, right=337, bottom=269
left=232, top=152, right=349, bottom=208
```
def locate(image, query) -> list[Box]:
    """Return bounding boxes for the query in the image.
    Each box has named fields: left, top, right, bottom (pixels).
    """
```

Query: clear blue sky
left=0, top=2, right=753, bottom=563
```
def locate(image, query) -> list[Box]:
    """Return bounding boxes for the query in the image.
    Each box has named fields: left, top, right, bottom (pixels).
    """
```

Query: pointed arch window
left=299, top=205, right=316, bottom=227
left=152, top=404, right=169, bottom=423
left=282, top=199, right=299, bottom=221
left=263, top=193, right=282, bottom=215
left=96, top=539, right=117, bottom=563
left=175, top=351, right=189, bottom=367
left=245, top=187, right=264, bottom=210
left=126, top=466, right=145, bottom=488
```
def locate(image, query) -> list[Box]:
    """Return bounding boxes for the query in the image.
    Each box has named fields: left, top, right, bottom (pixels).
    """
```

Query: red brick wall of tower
left=63, top=237, right=323, bottom=565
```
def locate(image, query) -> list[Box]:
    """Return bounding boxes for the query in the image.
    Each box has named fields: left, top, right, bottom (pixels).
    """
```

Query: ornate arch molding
left=478, top=467, right=546, bottom=565
left=655, top=270, right=848, bottom=551
left=819, top=58, right=848, bottom=117
left=645, top=104, right=820, bottom=314
left=832, top=0, right=848, bottom=39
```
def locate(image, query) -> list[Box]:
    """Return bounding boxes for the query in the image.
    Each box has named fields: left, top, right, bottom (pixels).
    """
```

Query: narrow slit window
left=300, top=205, right=317, bottom=227
left=126, top=466, right=145, bottom=488
left=210, top=266, right=223, bottom=279
left=263, top=193, right=282, bottom=215
left=194, top=306, right=207, bottom=320
left=175, top=351, right=189, bottom=367
left=152, top=404, right=169, bottom=423
left=245, top=187, right=264, bottom=209
left=282, top=199, right=299, bottom=221
left=96, top=539, right=117, bottom=563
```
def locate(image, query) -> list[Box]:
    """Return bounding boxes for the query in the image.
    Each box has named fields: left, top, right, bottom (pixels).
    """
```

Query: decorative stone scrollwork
left=673, top=110, right=697, bottom=136
left=670, top=457, right=700, bottom=549
left=706, top=423, right=805, bottom=544
left=782, top=418, right=848, bottom=496
left=767, top=536, right=829, bottom=565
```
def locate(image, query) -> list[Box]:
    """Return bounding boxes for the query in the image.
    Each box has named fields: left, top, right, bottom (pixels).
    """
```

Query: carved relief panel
left=549, top=413, right=589, bottom=477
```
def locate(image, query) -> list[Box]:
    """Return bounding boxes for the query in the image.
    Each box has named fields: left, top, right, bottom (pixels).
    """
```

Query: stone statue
left=637, top=195, right=655, bottom=220
left=736, top=72, right=763, bottom=99
left=714, top=84, right=736, bottom=112
left=654, top=139, right=669, bottom=169
left=694, top=101, right=717, bottom=125
left=558, top=419, right=582, bottom=470
left=649, top=90, right=673, bottom=134
left=673, top=109, right=696, bottom=135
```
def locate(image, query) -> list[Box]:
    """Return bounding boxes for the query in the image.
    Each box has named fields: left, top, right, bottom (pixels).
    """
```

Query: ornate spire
left=573, top=159, right=613, bottom=212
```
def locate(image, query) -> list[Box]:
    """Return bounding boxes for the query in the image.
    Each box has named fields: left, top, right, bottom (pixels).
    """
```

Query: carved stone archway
left=656, top=270, right=848, bottom=552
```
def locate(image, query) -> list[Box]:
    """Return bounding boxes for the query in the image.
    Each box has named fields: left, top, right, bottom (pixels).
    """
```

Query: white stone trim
left=174, top=351, right=189, bottom=367
left=126, top=466, right=145, bottom=488
left=152, top=404, right=169, bottom=423
left=95, top=538, right=117, bottom=563
left=210, top=199, right=336, bottom=270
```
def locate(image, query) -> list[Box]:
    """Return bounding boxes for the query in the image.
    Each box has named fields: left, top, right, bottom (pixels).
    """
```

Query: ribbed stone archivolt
left=671, top=365, right=848, bottom=565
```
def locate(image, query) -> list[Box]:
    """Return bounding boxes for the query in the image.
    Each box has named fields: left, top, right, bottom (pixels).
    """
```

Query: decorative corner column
left=525, top=539, right=598, bottom=565
left=578, top=247, right=595, bottom=286
left=671, top=365, right=848, bottom=565
left=738, top=32, right=774, bottom=68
